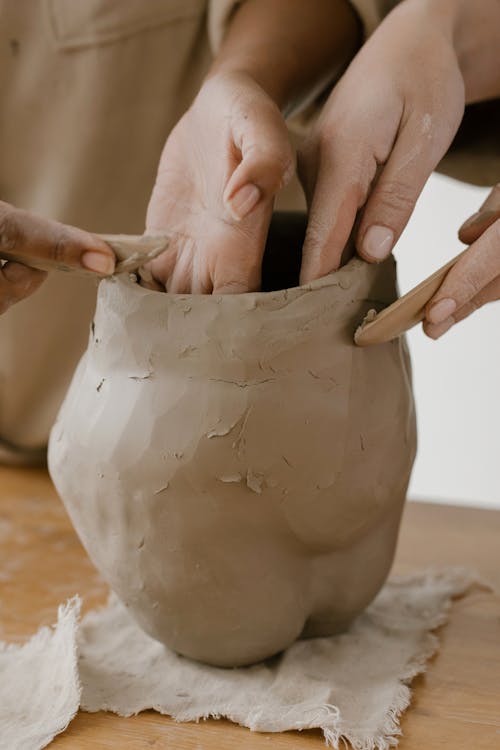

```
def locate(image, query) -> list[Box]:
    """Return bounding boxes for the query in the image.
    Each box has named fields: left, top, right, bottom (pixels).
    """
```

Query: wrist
left=451, top=0, right=500, bottom=102
left=404, top=0, right=500, bottom=102
left=207, top=0, right=360, bottom=116
left=207, top=54, right=292, bottom=111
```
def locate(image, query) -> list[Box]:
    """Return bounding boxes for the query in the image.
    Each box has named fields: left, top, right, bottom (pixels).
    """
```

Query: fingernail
left=82, top=251, right=115, bottom=275
left=464, top=209, right=496, bottom=228
left=225, top=184, right=260, bottom=221
left=460, top=211, right=480, bottom=228
left=428, top=297, right=456, bottom=325
left=362, top=225, right=394, bottom=261
left=427, top=316, right=454, bottom=340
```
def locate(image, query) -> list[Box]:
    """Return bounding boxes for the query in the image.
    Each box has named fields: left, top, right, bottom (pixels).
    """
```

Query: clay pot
left=49, top=213, right=416, bottom=667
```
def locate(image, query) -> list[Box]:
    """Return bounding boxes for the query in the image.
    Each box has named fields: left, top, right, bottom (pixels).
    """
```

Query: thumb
left=223, top=104, right=295, bottom=221
left=0, top=201, right=115, bottom=275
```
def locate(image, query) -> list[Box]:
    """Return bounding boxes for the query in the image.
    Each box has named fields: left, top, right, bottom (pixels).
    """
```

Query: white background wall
left=394, top=173, right=499, bottom=509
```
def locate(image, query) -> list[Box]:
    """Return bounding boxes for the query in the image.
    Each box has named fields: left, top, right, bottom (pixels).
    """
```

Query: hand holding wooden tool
left=354, top=249, right=468, bottom=346
left=355, top=189, right=500, bottom=346
left=0, top=233, right=170, bottom=276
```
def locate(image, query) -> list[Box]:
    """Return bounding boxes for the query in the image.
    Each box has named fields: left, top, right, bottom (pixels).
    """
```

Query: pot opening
left=137, top=212, right=353, bottom=295
left=238, top=211, right=352, bottom=292
left=260, top=211, right=306, bottom=292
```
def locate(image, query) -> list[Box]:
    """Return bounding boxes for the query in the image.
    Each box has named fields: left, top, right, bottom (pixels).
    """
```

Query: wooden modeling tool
left=0, top=234, right=170, bottom=276
left=354, top=249, right=468, bottom=346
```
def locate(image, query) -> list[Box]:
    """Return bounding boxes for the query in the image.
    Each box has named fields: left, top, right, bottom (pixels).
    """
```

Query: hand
left=146, top=71, right=294, bottom=294
left=298, top=0, right=465, bottom=282
left=424, top=184, right=500, bottom=338
left=0, top=201, right=115, bottom=314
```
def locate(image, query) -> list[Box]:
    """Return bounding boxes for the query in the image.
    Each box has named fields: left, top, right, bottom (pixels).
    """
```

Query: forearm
left=453, top=0, right=500, bottom=103
left=208, top=0, right=361, bottom=115
left=409, top=0, right=500, bottom=103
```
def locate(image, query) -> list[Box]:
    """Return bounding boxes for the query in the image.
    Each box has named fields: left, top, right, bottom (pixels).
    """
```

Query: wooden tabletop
left=1, top=466, right=499, bottom=749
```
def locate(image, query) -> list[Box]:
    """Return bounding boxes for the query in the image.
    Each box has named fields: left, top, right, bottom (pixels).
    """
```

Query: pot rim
left=110, top=255, right=396, bottom=304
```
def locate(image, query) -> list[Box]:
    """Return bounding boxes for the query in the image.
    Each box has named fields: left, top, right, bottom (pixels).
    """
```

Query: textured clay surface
left=49, top=224, right=416, bottom=667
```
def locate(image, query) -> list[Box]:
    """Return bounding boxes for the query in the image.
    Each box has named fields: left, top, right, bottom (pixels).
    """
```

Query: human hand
left=298, top=0, right=465, bottom=282
left=0, top=201, right=115, bottom=314
left=424, top=184, right=500, bottom=338
left=145, top=71, right=294, bottom=294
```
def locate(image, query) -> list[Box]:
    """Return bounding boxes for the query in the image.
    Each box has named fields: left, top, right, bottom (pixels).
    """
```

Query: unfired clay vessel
left=49, top=214, right=416, bottom=667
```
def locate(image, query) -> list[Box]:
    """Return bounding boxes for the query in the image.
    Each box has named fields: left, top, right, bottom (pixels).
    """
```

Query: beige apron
left=0, top=1, right=245, bottom=458
left=0, top=0, right=497, bottom=461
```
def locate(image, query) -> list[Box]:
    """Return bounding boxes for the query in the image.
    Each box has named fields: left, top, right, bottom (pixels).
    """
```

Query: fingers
left=356, top=114, right=455, bottom=262
left=0, top=202, right=115, bottom=311
left=148, top=210, right=271, bottom=295
left=211, top=203, right=273, bottom=294
left=165, top=240, right=213, bottom=295
left=223, top=101, right=294, bottom=221
left=298, top=114, right=386, bottom=283
left=424, top=275, right=500, bottom=339
left=220, top=108, right=293, bottom=288
left=424, top=218, right=500, bottom=339
left=0, top=262, right=47, bottom=314
left=297, top=86, right=402, bottom=283
left=146, top=74, right=293, bottom=294
left=0, top=201, right=115, bottom=275
left=148, top=243, right=181, bottom=290
left=458, top=183, right=500, bottom=245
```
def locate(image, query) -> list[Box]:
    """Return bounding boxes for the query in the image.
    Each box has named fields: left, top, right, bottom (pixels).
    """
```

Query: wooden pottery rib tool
left=0, top=234, right=170, bottom=275
left=354, top=248, right=468, bottom=346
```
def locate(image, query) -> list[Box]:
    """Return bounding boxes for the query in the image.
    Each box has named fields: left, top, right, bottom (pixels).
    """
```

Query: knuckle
left=214, top=263, right=257, bottom=293
left=51, top=235, right=69, bottom=264
left=252, top=140, right=294, bottom=172
left=0, top=209, right=23, bottom=253
left=456, top=270, right=483, bottom=301
left=302, top=222, right=340, bottom=276
left=304, top=215, right=328, bottom=248
left=217, top=279, right=252, bottom=293
left=264, top=145, right=295, bottom=184
left=374, top=179, right=416, bottom=215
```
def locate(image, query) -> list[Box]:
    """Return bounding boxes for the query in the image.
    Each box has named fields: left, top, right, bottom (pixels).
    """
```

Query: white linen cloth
left=0, top=599, right=80, bottom=750
left=0, top=569, right=475, bottom=750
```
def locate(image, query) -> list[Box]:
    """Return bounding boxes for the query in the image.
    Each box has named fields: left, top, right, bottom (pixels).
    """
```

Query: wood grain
left=1, top=466, right=499, bottom=748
